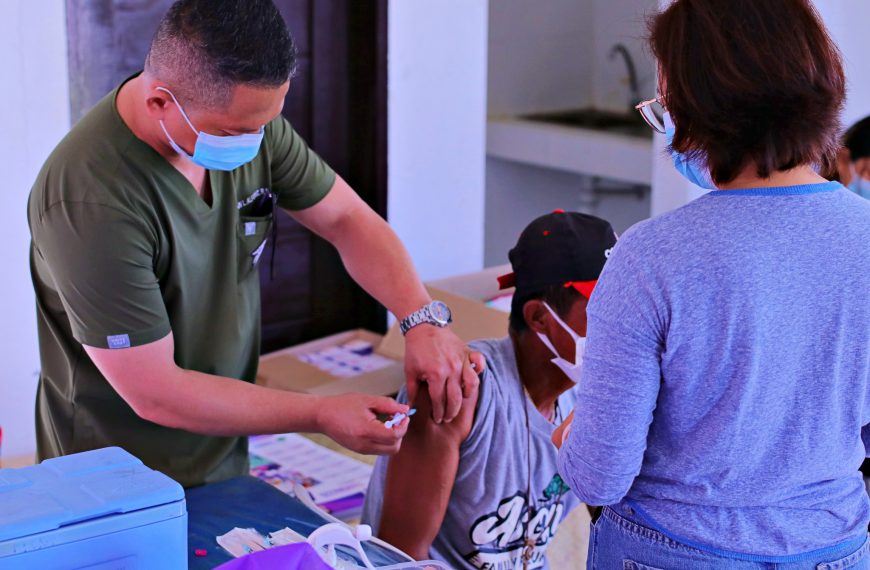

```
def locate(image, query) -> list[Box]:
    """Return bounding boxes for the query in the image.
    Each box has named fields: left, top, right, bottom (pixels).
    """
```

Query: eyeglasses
left=635, top=98, right=666, bottom=134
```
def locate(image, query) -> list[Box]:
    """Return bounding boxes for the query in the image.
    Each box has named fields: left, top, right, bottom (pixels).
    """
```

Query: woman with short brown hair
left=555, top=0, right=870, bottom=566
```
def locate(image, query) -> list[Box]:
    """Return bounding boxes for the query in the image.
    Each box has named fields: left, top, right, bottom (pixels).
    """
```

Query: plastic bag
left=215, top=542, right=334, bottom=570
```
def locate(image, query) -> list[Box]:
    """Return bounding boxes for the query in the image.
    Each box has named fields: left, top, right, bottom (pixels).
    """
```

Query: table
left=186, top=476, right=407, bottom=569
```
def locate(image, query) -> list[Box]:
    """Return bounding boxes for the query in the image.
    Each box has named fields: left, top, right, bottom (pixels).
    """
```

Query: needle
left=384, top=408, right=416, bottom=428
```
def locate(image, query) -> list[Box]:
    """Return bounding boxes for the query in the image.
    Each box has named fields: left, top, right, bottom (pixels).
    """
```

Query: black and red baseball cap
left=497, top=210, right=617, bottom=300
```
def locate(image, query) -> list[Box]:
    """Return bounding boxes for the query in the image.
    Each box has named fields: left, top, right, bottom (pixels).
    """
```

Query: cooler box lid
left=0, top=447, right=185, bottom=542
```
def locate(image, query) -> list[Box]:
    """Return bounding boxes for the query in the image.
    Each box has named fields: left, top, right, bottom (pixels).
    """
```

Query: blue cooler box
left=0, top=447, right=187, bottom=569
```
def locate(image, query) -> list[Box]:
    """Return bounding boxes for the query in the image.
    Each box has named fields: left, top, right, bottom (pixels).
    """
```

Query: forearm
left=558, top=317, right=661, bottom=505
left=127, top=367, right=322, bottom=437
left=331, top=209, right=430, bottom=320
left=379, top=438, right=458, bottom=559
left=378, top=389, right=464, bottom=559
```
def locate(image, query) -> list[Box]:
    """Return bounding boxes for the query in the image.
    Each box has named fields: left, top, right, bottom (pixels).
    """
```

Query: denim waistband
left=615, top=500, right=868, bottom=564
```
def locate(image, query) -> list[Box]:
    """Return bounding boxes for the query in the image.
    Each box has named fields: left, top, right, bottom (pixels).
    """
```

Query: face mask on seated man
left=361, top=211, right=618, bottom=570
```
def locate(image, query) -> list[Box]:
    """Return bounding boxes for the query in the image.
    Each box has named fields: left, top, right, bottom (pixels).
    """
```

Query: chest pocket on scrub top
left=236, top=189, right=276, bottom=282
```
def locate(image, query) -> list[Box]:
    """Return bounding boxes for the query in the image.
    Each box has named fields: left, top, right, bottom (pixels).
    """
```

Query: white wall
left=592, top=0, right=658, bottom=113
left=485, top=0, right=656, bottom=264
left=487, top=0, right=657, bottom=116
left=0, top=2, right=70, bottom=459
left=485, top=158, right=650, bottom=265
left=815, top=0, right=870, bottom=126
left=488, top=0, right=594, bottom=116
left=387, top=0, right=489, bottom=281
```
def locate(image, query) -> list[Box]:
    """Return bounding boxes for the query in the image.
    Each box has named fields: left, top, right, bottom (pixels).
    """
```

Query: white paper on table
left=268, top=527, right=308, bottom=546
left=249, top=433, right=373, bottom=504
left=216, top=527, right=270, bottom=557
left=296, top=342, right=393, bottom=378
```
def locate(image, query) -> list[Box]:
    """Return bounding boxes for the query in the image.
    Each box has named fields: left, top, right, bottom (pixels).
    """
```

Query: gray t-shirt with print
left=362, top=336, right=580, bottom=570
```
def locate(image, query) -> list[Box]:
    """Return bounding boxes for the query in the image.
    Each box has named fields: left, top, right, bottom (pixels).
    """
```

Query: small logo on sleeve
left=245, top=221, right=257, bottom=236
left=107, top=334, right=131, bottom=349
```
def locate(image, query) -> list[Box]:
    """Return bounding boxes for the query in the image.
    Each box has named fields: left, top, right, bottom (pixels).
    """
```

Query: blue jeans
left=587, top=504, right=869, bottom=570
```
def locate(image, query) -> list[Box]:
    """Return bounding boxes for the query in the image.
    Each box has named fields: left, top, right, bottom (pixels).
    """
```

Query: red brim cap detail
left=497, top=272, right=517, bottom=290
left=565, top=280, right=597, bottom=299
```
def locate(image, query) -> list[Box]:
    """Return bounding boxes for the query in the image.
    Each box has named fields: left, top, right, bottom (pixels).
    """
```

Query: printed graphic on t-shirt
left=464, top=474, right=570, bottom=570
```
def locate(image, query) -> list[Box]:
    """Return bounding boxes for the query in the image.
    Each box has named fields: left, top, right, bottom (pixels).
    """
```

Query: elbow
left=124, top=389, right=185, bottom=430
left=130, top=398, right=178, bottom=429
left=558, top=450, right=635, bottom=507
left=380, top=530, right=430, bottom=562
left=116, top=369, right=188, bottom=430
left=571, top=481, right=632, bottom=507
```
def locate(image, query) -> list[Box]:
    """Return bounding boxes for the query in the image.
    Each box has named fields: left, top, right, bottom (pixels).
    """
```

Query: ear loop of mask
left=154, top=87, right=199, bottom=163
left=539, top=302, right=582, bottom=363
left=156, top=87, right=200, bottom=136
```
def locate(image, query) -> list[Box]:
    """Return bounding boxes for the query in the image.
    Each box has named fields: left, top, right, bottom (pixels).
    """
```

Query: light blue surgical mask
left=663, top=111, right=717, bottom=190
left=848, top=164, right=870, bottom=199
left=156, top=87, right=264, bottom=171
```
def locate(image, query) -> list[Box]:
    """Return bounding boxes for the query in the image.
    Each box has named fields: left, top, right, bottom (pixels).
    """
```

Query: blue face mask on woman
left=663, top=112, right=717, bottom=190
left=156, top=87, right=264, bottom=171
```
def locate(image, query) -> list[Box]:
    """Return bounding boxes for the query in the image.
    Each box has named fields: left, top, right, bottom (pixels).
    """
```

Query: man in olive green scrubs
left=28, top=0, right=480, bottom=487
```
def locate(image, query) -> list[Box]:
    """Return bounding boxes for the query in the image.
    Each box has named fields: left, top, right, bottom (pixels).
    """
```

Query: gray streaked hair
left=145, top=0, right=297, bottom=109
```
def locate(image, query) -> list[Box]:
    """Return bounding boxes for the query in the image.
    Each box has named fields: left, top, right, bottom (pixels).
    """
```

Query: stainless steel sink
left=521, top=108, right=651, bottom=139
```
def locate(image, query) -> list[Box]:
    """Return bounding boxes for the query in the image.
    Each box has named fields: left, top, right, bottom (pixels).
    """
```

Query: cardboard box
left=257, top=329, right=405, bottom=397
left=256, top=265, right=513, bottom=396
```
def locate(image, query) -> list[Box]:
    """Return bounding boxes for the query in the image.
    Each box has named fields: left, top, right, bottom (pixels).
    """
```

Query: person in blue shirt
left=837, top=116, right=870, bottom=199
left=554, top=0, right=870, bottom=567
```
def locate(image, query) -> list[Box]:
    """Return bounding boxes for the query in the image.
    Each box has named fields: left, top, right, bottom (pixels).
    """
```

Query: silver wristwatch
left=399, top=301, right=453, bottom=336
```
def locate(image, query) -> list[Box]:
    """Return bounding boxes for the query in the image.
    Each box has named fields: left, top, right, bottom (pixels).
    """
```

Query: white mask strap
left=536, top=329, right=561, bottom=360
left=542, top=302, right=581, bottom=343
left=156, top=87, right=199, bottom=136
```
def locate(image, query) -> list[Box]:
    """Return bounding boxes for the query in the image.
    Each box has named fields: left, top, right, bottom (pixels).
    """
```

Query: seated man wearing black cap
left=362, top=211, right=618, bottom=570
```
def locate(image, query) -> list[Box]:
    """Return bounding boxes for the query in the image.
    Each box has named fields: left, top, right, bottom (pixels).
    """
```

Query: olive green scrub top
left=28, top=76, right=335, bottom=487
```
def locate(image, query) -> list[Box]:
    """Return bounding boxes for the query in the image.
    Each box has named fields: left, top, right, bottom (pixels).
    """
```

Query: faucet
left=609, top=43, right=641, bottom=113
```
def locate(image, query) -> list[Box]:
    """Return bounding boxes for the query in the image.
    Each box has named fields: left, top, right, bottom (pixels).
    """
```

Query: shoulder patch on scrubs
left=107, top=334, right=131, bottom=349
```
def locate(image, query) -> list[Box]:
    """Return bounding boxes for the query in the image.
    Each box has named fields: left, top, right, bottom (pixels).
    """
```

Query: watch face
left=430, top=301, right=451, bottom=324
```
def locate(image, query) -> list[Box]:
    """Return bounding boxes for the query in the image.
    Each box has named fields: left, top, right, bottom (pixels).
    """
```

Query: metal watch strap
left=400, top=305, right=431, bottom=335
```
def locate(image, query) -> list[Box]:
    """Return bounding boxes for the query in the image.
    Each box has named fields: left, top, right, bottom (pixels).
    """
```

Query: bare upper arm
left=83, top=332, right=178, bottom=418
left=377, top=379, right=479, bottom=558
left=286, top=175, right=372, bottom=243
left=405, top=379, right=477, bottom=446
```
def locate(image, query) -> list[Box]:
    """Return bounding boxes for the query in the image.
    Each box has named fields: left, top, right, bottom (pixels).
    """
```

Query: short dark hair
left=509, top=285, right=582, bottom=334
left=145, top=0, right=297, bottom=108
left=844, top=117, right=870, bottom=161
left=650, top=0, right=846, bottom=185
